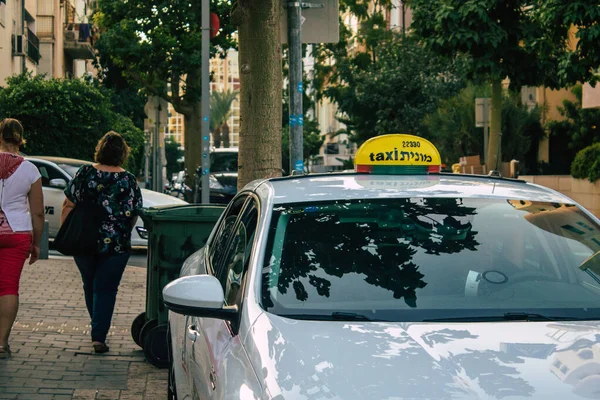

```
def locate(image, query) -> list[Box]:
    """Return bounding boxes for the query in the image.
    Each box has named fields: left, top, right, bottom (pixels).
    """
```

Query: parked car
left=168, top=147, right=239, bottom=203
left=164, top=134, right=600, bottom=399
left=26, top=156, right=187, bottom=247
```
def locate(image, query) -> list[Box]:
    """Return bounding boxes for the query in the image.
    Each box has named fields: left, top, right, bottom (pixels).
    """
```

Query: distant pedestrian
left=0, top=118, right=44, bottom=359
left=61, top=131, right=143, bottom=354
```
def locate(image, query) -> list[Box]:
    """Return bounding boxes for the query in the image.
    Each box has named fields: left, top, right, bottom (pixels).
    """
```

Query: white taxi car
left=164, top=135, right=600, bottom=400
left=26, top=156, right=187, bottom=247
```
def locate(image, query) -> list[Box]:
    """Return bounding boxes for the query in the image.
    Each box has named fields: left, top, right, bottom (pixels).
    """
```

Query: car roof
left=211, top=147, right=238, bottom=153
left=27, top=156, right=92, bottom=166
left=257, top=172, right=571, bottom=205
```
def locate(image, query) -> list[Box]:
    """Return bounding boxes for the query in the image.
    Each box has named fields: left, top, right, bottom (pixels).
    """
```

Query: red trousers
left=0, top=234, right=31, bottom=296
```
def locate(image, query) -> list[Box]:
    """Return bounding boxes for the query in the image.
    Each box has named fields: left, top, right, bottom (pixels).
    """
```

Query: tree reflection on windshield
left=262, top=198, right=479, bottom=309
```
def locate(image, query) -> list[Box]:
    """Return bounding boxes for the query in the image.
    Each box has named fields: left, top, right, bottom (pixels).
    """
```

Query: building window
left=0, top=2, right=6, bottom=27
left=325, top=143, right=339, bottom=155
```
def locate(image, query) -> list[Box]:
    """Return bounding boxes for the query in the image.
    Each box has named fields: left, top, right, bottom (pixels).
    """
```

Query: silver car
left=164, top=136, right=600, bottom=400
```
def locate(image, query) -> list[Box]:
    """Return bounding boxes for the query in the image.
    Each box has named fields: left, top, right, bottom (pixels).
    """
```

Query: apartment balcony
left=64, top=23, right=95, bottom=59
left=12, top=30, right=41, bottom=65
left=27, top=28, right=41, bottom=64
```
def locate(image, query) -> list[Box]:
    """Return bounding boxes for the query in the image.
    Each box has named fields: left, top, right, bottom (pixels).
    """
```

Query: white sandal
left=0, top=345, right=11, bottom=359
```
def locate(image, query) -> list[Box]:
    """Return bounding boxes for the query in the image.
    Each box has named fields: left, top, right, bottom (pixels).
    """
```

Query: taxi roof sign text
left=354, top=134, right=442, bottom=174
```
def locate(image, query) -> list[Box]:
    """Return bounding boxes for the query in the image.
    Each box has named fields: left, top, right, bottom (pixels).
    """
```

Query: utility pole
left=144, top=130, right=150, bottom=188
left=153, top=102, right=163, bottom=192
left=200, top=0, right=210, bottom=203
left=288, top=2, right=304, bottom=174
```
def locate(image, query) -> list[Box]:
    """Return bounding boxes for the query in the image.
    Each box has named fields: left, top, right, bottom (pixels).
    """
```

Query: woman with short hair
left=61, top=131, right=143, bottom=354
left=0, top=118, right=44, bottom=359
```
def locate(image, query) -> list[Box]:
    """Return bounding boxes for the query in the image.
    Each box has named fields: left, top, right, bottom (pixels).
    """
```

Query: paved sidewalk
left=0, top=259, right=167, bottom=400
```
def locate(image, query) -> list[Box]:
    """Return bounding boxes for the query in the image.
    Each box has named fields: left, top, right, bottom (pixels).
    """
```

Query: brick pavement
left=0, top=259, right=167, bottom=400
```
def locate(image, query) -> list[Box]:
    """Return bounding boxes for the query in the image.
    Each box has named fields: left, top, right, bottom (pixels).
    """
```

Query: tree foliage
left=546, top=85, right=600, bottom=174
left=95, top=0, right=237, bottom=184
left=536, top=1, right=600, bottom=87
left=0, top=74, right=144, bottom=174
left=95, top=0, right=236, bottom=106
left=94, top=38, right=147, bottom=130
left=408, top=0, right=565, bottom=89
left=312, top=2, right=466, bottom=145
left=425, top=84, right=545, bottom=172
left=407, top=0, right=572, bottom=172
left=571, top=143, right=600, bottom=183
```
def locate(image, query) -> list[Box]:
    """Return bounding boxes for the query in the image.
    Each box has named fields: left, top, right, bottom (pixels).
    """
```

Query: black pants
left=74, top=252, right=130, bottom=343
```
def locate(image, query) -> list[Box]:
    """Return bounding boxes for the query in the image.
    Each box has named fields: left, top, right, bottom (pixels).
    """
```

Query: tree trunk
left=222, top=122, right=230, bottom=148
left=486, top=80, right=503, bottom=173
left=213, top=126, right=222, bottom=148
left=237, top=0, right=283, bottom=190
left=184, top=101, right=202, bottom=201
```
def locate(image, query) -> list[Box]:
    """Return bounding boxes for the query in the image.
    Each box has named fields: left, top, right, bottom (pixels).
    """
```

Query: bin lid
left=140, top=204, right=225, bottom=222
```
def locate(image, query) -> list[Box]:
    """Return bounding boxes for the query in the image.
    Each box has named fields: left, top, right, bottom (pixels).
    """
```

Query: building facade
left=0, top=0, right=40, bottom=84
left=167, top=49, right=241, bottom=148
left=0, top=0, right=95, bottom=87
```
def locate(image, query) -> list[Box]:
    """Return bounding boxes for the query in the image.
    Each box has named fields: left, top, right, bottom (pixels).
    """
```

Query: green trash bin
left=132, top=204, right=225, bottom=368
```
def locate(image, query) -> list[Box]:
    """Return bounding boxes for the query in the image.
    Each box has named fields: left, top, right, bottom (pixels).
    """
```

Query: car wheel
left=138, top=318, right=157, bottom=349
left=142, top=323, right=170, bottom=368
left=131, top=312, right=146, bottom=347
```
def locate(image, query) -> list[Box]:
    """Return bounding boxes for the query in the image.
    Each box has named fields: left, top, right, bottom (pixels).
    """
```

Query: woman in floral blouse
left=61, top=131, right=143, bottom=354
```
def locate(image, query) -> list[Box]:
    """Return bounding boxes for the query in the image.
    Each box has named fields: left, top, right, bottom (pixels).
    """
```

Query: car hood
left=141, top=188, right=188, bottom=207
left=246, top=313, right=600, bottom=400
left=211, top=172, right=237, bottom=188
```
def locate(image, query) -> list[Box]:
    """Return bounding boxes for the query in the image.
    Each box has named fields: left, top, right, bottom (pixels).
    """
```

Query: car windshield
left=57, top=162, right=89, bottom=178
left=261, top=198, right=600, bottom=322
left=210, top=152, right=238, bottom=173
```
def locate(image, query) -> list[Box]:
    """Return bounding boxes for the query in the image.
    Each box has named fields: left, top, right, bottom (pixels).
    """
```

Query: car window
left=209, top=196, right=247, bottom=275
left=56, top=163, right=86, bottom=178
left=210, top=152, right=238, bottom=173
left=30, top=162, right=66, bottom=187
left=218, top=200, right=258, bottom=306
left=261, top=198, right=600, bottom=321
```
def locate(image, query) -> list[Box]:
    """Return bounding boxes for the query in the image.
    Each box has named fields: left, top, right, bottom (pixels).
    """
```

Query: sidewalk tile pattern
left=0, top=260, right=167, bottom=399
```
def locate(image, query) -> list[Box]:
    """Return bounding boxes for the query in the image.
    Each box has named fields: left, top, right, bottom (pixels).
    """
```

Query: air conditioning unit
left=12, top=35, right=26, bottom=56
left=65, top=31, right=76, bottom=41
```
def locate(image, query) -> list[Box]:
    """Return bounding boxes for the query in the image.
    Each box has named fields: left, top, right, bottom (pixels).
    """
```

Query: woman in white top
left=0, top=118, right=44, bottom=359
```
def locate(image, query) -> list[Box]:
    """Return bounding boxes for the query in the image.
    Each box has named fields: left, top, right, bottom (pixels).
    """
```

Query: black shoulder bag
left=54, top=168, right=106, bottom=256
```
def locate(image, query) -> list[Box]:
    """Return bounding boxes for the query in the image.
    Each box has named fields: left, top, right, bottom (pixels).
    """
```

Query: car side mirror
left=49, top=178, right=68, bottom=189
left=163, top=275, right=238, bottom=321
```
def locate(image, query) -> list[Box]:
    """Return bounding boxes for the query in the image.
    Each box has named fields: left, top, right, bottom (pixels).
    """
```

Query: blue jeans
left=74, top=252, right=130, bottom=343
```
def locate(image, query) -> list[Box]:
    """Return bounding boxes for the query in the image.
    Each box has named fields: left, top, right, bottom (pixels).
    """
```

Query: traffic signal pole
left=288, top=2, right=304, bottom=174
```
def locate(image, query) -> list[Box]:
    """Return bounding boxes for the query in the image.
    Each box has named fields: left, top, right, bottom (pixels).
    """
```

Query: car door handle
left=187, top=325, right=199, bottom=342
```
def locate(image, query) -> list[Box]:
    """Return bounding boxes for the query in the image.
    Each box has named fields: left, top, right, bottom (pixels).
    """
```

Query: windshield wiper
left=280, top=312, right=381, bottom=322
left=423, top=313, right=577, bottom=322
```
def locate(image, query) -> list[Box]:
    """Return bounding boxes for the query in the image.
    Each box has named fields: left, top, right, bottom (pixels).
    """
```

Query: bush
left=571, top=143, right=600, bottom=182
left=0, top=73, right=144, bottom=176
left=112, top=113, right=145, bottom=175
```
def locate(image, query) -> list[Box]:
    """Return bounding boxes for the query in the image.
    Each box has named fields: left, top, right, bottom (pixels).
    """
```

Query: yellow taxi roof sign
left=354, top=134, right=442, bottom=174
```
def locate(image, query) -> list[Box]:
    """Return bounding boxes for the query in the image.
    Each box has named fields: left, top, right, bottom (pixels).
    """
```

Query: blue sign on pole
left=298, top=116, right=304, bottom=126
left=290, top=115, right=298, bottom=127
left=297, top=82, right=303, bottom=93
left=294, top=160, right=304, bottom=172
